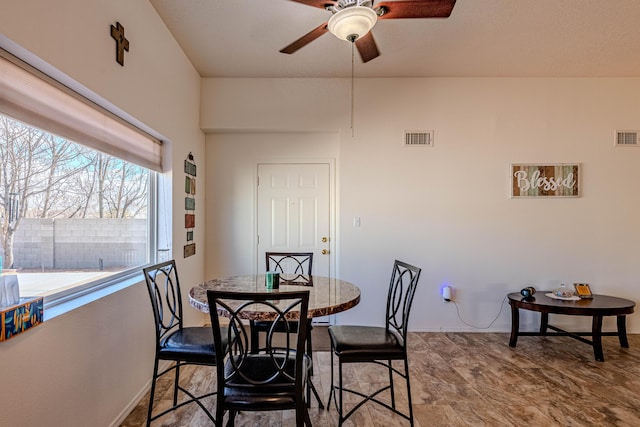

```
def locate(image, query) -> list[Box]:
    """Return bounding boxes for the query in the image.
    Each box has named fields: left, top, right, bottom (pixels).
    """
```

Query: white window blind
left=0, top=53, right=162, bottom=171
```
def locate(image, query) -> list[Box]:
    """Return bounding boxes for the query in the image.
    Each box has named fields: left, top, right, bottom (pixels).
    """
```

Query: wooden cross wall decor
left=110, top=21, right=129, bottom=66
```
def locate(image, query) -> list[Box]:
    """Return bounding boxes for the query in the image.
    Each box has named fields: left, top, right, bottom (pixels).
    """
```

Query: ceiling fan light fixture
left=327, top=6, right=377, bottom=42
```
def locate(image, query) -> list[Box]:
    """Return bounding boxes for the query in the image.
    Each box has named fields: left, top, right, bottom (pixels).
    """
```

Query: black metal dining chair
left=143, top=260, right=226, bottom=426
left=327, top=260, right=422, bottom=426
left=250, top=252, right=321, bottom=406
left=250, top=252, right=314, bottom=353
left=207, top=289, right=312, bottom=426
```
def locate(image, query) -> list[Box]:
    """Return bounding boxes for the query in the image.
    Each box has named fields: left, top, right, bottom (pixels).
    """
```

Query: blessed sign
left=511, top=164, right=580, bottom=198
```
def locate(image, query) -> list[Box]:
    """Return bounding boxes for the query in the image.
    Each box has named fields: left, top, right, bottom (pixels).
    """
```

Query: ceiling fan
left=280, top=0, right=457, bottom=63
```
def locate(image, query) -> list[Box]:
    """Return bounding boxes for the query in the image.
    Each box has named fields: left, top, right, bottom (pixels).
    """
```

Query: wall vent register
left=616, top=131, right=638, bottom=146
left=404, top=130, right=434, bottom=147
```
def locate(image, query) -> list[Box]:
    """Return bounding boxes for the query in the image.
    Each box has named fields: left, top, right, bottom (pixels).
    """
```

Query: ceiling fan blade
left=280, top=23, right=329, bottom=54
left=376, top=0, right=456, bottom=20
left=287, top=0, right=338, bottom=9
left=355, top=32, right=380, bottom=63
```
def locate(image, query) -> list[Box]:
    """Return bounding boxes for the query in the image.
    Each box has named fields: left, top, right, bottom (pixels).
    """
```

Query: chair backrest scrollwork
left=143, top=260, right=184, bottom=345
left=265, top=252, right=314, bottom=285
left=207, top=290, right=310, bottom=395
left=385, top=260, right=421, bottom=346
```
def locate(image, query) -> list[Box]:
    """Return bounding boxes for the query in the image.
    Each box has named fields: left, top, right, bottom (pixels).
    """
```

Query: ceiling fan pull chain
left=351, top=40, right=355, bottom=137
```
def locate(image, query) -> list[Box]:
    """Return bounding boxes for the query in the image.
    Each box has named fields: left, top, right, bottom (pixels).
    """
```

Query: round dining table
left=188, top=274, right=361, bottom=320
left=189, top=274, right=360, bottom=409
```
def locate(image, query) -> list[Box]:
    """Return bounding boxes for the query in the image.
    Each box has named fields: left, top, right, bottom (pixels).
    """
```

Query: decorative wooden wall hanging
left=183, top=243, right=196, bottom=258
left=185, top=214, right=195, bottom=228
left=511, top=163, right=580, bottom=198
left=1, top=296, right=43, bottom=342
left=110, top=22, right=129, bottom=66
left=184, top=153, right=197, bottom=257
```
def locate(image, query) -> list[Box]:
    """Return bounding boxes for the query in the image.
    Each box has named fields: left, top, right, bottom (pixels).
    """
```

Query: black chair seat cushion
left=328, top=325, right=405, bottom=361
left=222, top=353, right=310, bottom=409
left=159, top=326, right=226, bottom=364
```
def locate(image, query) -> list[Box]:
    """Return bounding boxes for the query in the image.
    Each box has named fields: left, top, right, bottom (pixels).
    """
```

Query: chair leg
left=387, top=360, right=395, bottom=409
left=305, top=320, right=325, bottom=409
left=173, top=362, right=180, bottom=406
left=216, top=405, right=225, bottom=427
left=308, top=379, right=324, bottom=409
left=146, top=358, right=160, bottom=427
left=296, top=403, right=307, bottom=427
left=337, top=360, right=345, bottom=426
left=404, top=357, right=414, bottom=427
left=305, top=407, right=312, bottom=427
left=306, top=371, right=311, bottom=407
left=327, top=345, right=335, bottom=410
left=305, top=319, right=312, bottom=407
left=306, top=320, right=314, bottom=375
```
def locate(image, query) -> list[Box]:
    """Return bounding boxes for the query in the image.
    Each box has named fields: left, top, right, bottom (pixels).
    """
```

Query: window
left=0, top=51, right=166, bottom=314
left=1, top=113, right=156, bottom=300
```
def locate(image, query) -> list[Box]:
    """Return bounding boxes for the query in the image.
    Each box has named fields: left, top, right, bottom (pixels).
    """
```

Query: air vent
left=616, top=131, right=638, bottom=146
left=404, top=130, right=434, bottom=147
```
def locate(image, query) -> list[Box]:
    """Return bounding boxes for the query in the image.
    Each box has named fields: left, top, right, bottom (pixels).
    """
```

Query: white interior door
left=257, top=163, right=331, bottom=277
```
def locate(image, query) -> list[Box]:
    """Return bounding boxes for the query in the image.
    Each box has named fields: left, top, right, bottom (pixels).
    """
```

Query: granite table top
left=189, top=274, right=361, bottom=320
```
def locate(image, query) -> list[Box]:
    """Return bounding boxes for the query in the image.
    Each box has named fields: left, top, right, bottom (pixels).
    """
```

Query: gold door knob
left=322, top=237, right=328, bottom=242
left=321, top=249, right=329, bottom=255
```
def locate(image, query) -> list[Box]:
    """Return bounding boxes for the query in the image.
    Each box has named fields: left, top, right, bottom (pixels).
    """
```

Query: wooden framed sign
left=183, top=243, right=196, bottom=258
left=574, top=283, right=593, bottom=299
left=511, top=163, right=580, bottom=198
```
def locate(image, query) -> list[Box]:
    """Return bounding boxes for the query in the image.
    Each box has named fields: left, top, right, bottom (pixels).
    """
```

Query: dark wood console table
left=507, top=292, right=635, bottom=362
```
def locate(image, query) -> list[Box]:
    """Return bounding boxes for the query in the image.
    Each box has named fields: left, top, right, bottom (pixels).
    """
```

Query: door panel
left=270, top=197, right=289, bottom=247
left=299, top=197, right=317, bottom=247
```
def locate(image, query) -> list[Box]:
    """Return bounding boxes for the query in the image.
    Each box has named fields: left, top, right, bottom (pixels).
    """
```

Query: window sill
left=43, top=271, right=144, bottom=321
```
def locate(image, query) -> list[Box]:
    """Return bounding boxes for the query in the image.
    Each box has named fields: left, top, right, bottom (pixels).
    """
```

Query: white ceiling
left=149, top=0, right=640, bottom=78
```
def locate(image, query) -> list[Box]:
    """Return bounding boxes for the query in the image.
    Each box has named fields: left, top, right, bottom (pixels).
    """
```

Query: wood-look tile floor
left=121, top=330, right=640, bottom=426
